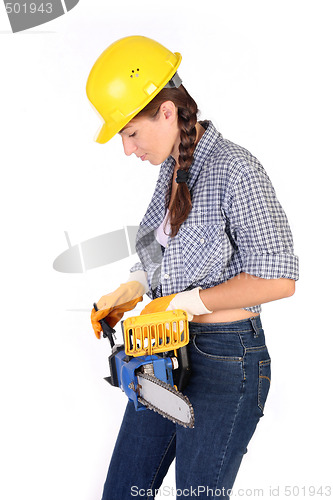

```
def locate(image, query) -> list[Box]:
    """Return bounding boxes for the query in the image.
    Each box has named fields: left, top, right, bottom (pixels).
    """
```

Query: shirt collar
left=188, top=120, right=220, bottom=189
left=159, top=120, right=220, bottom=190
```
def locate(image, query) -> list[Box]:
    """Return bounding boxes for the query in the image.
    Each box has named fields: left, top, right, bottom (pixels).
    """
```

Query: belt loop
left=250, top=317, right=260, bottom=338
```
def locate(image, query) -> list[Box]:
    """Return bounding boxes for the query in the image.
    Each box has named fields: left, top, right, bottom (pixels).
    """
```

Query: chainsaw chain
left=137, top=372, right=195, bottom=429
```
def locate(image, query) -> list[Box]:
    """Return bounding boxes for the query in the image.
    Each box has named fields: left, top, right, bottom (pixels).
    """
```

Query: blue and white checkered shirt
left=131, top=121, right=299, bottom=313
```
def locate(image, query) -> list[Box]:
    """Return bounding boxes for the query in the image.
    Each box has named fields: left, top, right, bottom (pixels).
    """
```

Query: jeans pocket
left=192, top=333, right=243, bottom=361
left=258, top=359, right=271, bottom=413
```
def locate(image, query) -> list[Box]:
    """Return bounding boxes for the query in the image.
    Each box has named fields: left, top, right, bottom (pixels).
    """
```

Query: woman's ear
left=159, top=100, right=177, bottom=122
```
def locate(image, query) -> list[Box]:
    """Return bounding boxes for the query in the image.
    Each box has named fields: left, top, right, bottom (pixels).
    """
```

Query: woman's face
left=118, top=101, right=180, bottom=165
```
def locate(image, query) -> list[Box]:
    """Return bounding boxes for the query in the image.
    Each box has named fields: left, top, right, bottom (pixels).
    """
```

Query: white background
left=1, top=1, right=332, bottom=499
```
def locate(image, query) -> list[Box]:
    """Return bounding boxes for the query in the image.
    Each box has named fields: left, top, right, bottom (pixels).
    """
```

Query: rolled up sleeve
left=227, top=164, right=299, bottom=280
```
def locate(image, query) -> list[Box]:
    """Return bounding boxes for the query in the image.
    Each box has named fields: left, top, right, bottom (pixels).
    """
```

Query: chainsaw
left=94, top=304, right=194, bottom=428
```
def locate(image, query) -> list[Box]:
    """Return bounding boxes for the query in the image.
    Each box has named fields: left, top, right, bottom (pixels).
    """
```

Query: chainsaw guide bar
left=137, top=372, right=195, bottom=428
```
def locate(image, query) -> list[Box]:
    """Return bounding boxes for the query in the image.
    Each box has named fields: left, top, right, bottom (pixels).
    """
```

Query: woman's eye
left=129, top=132, right=136, bottom=138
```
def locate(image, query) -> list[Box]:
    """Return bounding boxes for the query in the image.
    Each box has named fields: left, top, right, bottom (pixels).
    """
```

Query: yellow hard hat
left=86, top=36, right=182, bottom=144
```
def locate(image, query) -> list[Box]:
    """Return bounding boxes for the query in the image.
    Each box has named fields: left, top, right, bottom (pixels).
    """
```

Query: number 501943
left=284, top=485, right=331, bottom=496
left=5, top=3, right=53, bottom=14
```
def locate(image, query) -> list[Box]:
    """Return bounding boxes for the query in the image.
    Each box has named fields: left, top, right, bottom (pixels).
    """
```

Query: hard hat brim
left=95, top=122, right=114, bottom=144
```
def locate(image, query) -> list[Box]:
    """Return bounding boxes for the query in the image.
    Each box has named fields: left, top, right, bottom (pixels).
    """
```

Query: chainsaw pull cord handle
left=93, top=303, right=115, bottom=347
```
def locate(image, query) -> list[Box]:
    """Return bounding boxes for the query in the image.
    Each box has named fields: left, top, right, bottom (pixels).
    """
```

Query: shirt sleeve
left=226, top=164, right=299, bottom=280
left=130, top=261, right=145, bottom=273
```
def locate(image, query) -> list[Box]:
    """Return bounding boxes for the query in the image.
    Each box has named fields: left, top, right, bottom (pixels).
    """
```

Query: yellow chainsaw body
left=122, top=309, right=189, bottom=357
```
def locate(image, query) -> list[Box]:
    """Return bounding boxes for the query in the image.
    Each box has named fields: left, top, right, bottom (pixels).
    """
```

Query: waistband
left=189, top=316, right=262, bottom=335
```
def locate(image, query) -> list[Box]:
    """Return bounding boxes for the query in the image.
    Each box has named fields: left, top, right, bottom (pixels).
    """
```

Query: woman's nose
left=122, top=136, right=137, bottom=156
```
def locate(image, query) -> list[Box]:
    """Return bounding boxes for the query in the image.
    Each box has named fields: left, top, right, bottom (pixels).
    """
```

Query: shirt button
left=164, top=273, right=170, bottom=280
left=200, top=238, right=205, bottom=244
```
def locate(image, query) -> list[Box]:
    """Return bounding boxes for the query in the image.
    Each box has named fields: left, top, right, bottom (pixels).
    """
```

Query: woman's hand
left=96, top=281, right=145, bottom=310
left=140, top=287, right=212, bottom=321
left=91, top=271, right=149, bottom=338
left=91, top=296, right=143, bottom=339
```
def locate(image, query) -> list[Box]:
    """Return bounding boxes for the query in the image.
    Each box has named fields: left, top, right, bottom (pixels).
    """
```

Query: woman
left=88, top=36, right=298, bottom=499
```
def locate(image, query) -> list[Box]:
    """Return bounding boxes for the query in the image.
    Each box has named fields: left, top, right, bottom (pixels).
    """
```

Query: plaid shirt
left=131, top=121, right=299, bottom=313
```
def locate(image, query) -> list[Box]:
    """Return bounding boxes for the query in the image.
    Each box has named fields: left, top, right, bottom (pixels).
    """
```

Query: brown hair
left=136, top=85, right=198, bottom=237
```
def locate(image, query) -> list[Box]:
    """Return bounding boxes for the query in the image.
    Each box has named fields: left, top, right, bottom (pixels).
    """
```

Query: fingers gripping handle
left=93, top=303, right=116, bottom=347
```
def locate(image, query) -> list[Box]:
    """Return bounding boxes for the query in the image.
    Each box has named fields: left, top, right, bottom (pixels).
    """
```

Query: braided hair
left=136, top=85, right=198, bottom=236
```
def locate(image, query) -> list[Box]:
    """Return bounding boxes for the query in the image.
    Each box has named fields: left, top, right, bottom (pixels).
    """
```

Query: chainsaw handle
left=93, top=302, right=116, bottom=347
left=173, top=345, right=191, bottom=392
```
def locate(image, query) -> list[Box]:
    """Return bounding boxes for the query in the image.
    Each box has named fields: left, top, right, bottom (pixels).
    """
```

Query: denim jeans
left=101, top=316, right=271, bottom=499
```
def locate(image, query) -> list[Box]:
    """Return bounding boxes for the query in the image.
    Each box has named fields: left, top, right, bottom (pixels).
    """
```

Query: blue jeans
left=101, top=316, right=271, bottom=499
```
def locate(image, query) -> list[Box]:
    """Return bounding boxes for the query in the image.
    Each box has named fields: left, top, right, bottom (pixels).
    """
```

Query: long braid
left=168, top=91, right=198, bottom=236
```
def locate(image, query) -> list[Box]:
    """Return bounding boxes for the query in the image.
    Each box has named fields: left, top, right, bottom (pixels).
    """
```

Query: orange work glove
left=141, top=288, right=212, bottom=321
left=96, top=281, right=146, bottom=310
left=140, top=294, right=177, bottom=316
left=91, top=271, right=148, bottom=338
left=91, top=296, right=143, bottom=339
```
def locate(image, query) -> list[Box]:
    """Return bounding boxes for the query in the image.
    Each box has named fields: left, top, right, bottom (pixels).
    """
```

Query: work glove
left=91, top=270, right=148, bottom=339
left=140, top=287, right=212, bottom=321
left=91, top=296, right=143, bottom=339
